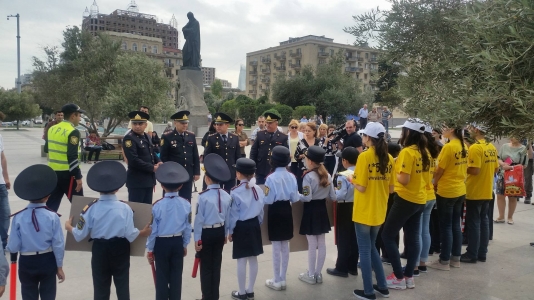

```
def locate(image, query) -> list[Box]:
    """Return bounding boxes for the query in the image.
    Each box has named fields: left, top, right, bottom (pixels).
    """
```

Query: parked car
left=21, top=120, right=30, bottom=126
left=1, top=122, right=13, bottom=127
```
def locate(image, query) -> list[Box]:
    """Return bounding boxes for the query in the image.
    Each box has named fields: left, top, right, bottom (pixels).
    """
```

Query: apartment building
left=246, top=35, right=379, bottom=99
left=202, top=67, right=216, bottom=86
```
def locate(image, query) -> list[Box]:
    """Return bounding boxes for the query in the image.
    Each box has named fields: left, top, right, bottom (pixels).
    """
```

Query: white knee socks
left=306, top=234, right=326, bottom=276
left=281, top=241, right=289, bottom=281
left=272, top=240, right=290, bottom=282
left=247, top=256, right=258, bottom=292
left=237, top=256, right=259, bottom=294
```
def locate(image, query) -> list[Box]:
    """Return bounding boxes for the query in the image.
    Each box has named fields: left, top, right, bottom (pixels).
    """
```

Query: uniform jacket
left=160, top=129, right=200, bottom=178
left=123, top=131, right=161, bottom=188
left=203, top=132, right=240, bottom=180
left=250, top=130, right=289, bottom=177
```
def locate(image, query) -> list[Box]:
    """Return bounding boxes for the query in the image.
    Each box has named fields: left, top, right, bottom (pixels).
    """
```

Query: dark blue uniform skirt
left=268, top=200, right=294, bottom=241
left=233, top=216, right=263, bottom=259
left=300, top=199, right=331, bottom=235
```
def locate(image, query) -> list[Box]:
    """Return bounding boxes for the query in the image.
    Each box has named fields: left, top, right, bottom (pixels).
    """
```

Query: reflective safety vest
left=47, top=121, right=76, bottom=171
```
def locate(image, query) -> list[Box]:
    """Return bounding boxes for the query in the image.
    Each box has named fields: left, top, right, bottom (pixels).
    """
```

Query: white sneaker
left=406, top=277, right=415, bottom=289
left=298, top=271, right=316, bottom=285
left=280, top=280, right=286, bottom=290
left=265, top=279, right=282, bottom=291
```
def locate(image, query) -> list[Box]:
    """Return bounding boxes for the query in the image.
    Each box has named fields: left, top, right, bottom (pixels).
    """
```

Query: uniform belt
left=338, top=200, right=354, bottom=203
left=203, top=222, right=224, bottom=229
left=20, top=247, right=52, bottom=256
left=158, top=233, right=182, bottom=238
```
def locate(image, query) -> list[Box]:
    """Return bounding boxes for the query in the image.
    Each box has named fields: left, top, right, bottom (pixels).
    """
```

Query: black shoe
left=381, top=257, right=391, bottom=265
left=400, top=252, right=407, bottom=259
left=349, top=269, right=358, bottom=276
left=231, top=291, right=247, bottom=300
left=460, top=253, right=477, bottom=263
left=418, top=266, right=427, bottom=273
left=477, top=257, right=486, bottom=262
left=353, top=289, right=376, bottom=300
left=326, top=268, right=348, bottom=277
left=525, top=198, right=531, bottom=204
left=246, top=292, right=254, bottom=300
left=373, top=284, right=390, bottom=298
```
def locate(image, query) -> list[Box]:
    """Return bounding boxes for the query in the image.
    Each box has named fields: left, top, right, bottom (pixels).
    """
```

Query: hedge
left=273, top=104, right=293, bottom=126
left=293, top=105, right=316, bottom=120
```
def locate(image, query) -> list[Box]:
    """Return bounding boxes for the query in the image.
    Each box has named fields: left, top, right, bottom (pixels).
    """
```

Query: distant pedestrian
left=358, top=104, right=369, bottom=129
left=300, top=116, right=308, bottom=123
left=0, top=113, right=10, bottom=250
left=381, top=106, right=393, bottom=133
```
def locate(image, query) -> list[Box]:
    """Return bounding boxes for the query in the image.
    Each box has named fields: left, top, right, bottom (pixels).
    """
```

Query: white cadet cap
left=360, top=122, right=386, bottom=138
left=424, top=123, right=433, bottom=134
left=402, top=118, right=426, bottom=133
left=471, top=122, right=488, bottom=132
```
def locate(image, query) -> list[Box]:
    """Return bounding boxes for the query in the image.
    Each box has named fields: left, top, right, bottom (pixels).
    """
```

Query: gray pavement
left=2, top=128, right=534, bottom=300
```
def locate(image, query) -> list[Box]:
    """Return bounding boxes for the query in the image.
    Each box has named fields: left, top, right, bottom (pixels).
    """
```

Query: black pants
left=429, top=205, right=441, bottom=253
left=128, top=187, right=153, bottom=204
left=360, top=118, right=368, bottom=129
left=255, top=174, right=267, bottom=185
left=324, top=156, right=336, bottom=176
left=376, top=193, right=399, bottom=258
left=19, top=252, right=57, bottom=300
left=199, top=227, right=225, bottom=300
left=219, top=178, right=236, bottom=193
left=465, top=200, right=490, bottom=260
left=290, top=162, right=303, bottom=193
left=488, top=193, right=495, bottom=240
left=92, top=237, right=130, bottom=300
left=154, top=236, right=184, bottom=300
left=178, top=179, right=193, bottom=202
left=335, top=202, right=358, bottom=273
left=87, top=147, right=102, bottom=161
left=47, top=171, right=84, bottom=212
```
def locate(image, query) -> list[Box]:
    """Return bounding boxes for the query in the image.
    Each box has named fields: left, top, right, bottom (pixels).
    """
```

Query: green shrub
left=220, top=99, right=238, bottom=120
left=238, top=104, right=257, bottom=127
left=255, top=103, right=275, bottom=118
left=273, top=104, right=293, bottom=126
left=293, top=105, right=316, bottom=120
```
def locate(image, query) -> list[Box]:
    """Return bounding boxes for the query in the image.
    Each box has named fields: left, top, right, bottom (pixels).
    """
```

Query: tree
left=220, top=99, right=238, bottom=120
left=211, top=79, right=223, bottom=99
left=273, top=104, right=293, bottom=126
left=0, top=91, right=41, bottom=130
left=225, top=92, right=235, bottom=101
left=255, top=103, right=275, bottom=119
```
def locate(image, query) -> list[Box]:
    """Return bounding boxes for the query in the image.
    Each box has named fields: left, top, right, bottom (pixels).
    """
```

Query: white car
left=21, top=120, right=30, bottom=126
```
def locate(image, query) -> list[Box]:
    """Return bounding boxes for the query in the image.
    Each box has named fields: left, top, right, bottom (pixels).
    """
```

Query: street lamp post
left=7, top=13, right=21, bottom=94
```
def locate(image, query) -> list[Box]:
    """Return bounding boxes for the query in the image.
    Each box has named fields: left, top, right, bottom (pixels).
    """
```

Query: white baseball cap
left=471, top=122, right=488, bottom=132
left=359, top=122, right=386, bottom=138
left=424, top=123, right=433, bottom=134
left=402, top=118, right=426, bottom=133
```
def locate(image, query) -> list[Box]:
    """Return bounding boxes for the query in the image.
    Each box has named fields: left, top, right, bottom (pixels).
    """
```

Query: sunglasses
left=290, top=126, right=298, bottom=129
left=237, top=124, right=244, bottom=126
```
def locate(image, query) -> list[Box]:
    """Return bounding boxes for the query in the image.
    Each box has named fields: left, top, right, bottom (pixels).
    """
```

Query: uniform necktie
left=222, top=134, right=227, bottom=143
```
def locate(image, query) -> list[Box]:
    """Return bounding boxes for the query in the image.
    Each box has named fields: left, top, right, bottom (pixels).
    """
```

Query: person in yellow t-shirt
left=382, top=119, right=429, bottom=290
left=351, top=122, right=394, bottom=298
left=428, top=126, right=467, bottom=272
left=460, top=123, right=499, bottom=264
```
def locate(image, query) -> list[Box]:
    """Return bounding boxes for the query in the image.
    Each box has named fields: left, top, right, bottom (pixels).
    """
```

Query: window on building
left=132, top=43, right=137, bottom=51
left=297, top=48, right=301, bottom=54
left=330, top=49, right=334, bottom=56
left=365, top=63, right=369, bottom=69
left=142, top=44, right=147, bottom=52
left=153, top=46, right=158, bottom=54
left=122, top=42, right=127, bottom=50
left=365, top=53, right=369, bottom=59
left=364, top=74, right=368, bottom=79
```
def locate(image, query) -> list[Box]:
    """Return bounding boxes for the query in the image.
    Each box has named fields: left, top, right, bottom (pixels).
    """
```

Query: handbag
left=503, top=165, right=526, bottom=197
left=101, top=141, right=115, bottom=150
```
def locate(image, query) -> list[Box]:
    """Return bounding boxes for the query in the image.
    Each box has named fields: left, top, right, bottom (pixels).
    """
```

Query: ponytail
left=424, top=132, right=440, bottom=158
left=370, top=133, right=390, bottom=175
left=452, top=128, right=467, bottom=158
left=242, top=173, right=255, bottom=189
left=401, top=128, right=430, bottom=171
left=310, top=163, right=330, bottom=187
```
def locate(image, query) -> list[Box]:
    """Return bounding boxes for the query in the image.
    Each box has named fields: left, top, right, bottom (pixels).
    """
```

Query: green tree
left=273, top=104, right=293, bottom=126
left=220, top=99, right=238, bottom=120
left=255, top=103, right=275, bottom=119
left=211, top=79, right=223, bottom=99
left=239, top=105, right=257, bottom=127
left=0, top=91, right=42, bottom=130
left=225, top=92, right=235, bottom=101
left=293, top=106, right=316, bottom=120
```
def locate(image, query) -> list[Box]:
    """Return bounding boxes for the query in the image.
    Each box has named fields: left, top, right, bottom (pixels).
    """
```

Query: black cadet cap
left=264, top=111, right=281, bottom=122
left=235, top=158, right=256, bottom=175
left=61, top=103, right=85, bottom=114
left=87, top=161, right=127, bottom=193
left=204, top=153, right=231, bottom=182
left=171, top=111, right=190, bottom=123
left=305, top=145, right=326, bottom=164
left=270, top=146, right=291, bottom=166
left=128, top=111, right=150, bottom=122
left=14, top=165, right=57, bottom=201
left=156, top=162, right=189, bottom=185
left=213, top=112, right=233, bottom=124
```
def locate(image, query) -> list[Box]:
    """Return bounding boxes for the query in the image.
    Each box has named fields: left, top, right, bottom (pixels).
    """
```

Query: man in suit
left=250, top=112, right=289, bottom=185
left=160, top=110, right=200, bottom=202
left=122, top=111, right=162, bottom=204
left=203, top=112, right=240, bottom=192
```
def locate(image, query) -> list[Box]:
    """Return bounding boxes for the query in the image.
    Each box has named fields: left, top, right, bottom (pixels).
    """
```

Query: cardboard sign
left=65, top=196, right=152, bottom=257
left=289, top=201, right=308, bottom=252
left=260, top=204, right=271, bottom=246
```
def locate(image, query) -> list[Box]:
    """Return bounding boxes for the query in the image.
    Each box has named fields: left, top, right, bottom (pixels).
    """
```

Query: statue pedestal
left=177, top=69, right=209, bottom=135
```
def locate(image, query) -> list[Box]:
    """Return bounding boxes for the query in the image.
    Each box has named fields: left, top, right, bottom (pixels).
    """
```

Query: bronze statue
left=182, top=12, right=201, bottom=70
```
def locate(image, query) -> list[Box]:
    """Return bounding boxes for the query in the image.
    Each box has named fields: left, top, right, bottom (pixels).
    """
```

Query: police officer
left=122, top=111, right=162, bottom=204
left=250, top=112, right=289, bottom=185
left=203, top=112, right=240, bottom=192
left=160, top=111, right=200, bottom=202
left=66, top=161, right=151, bottom=300
left=7, top=165, right=65, bottom=300
left=45, top=103, right=85, bottom=212
left=147, top=162, right=192, bottom=300
left=194, top=154, right=232, bottom=300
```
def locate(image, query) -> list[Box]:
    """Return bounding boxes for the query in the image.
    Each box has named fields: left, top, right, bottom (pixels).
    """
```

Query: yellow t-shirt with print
left=466, top=140, right=498, bottom=200
left=436, top=139, right=468, bottom=198
left=424, top=157, right=437, bottom=201
left=352, top=147, right=395, bottom=226
left=394, top=145, right=426, bottom=204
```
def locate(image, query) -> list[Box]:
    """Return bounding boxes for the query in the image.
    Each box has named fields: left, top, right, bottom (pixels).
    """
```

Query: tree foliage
left=0, top=90, right=41, bottom=130
left=31, top=26, right=171, bottom=136
left=211, top=79, right=223, bottom=99
left=273, top=104, right=293, bottom=126
left=293, top=106, right=316, bottom=120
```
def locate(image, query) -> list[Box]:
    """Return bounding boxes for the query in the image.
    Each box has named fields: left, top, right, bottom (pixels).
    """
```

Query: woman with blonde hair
left=288, top=119, right=304, bottom=185
left=295, top=123, right=320, bottom=193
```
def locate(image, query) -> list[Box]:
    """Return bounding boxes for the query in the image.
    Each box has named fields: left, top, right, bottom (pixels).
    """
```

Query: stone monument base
left=177, top=69, right=209, bottom=136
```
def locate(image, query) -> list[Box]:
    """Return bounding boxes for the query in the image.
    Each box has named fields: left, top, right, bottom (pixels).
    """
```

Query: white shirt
left=0, top=135, right=5, bottom=185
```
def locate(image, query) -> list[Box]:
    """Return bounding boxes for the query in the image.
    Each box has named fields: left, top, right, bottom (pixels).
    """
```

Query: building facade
left=202, top=67, right=216, bottom=86
left=217, top=78, right=232, bottom=88
left=238, top=65, right=246, bottom=91
left=245, top=35, right=379, bottom=99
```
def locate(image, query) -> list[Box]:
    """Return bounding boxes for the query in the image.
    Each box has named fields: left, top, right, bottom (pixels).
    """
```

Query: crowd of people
left=0, top=102, right=532, bottom=300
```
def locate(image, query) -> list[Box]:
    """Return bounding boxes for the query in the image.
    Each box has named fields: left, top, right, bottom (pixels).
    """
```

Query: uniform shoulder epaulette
left=265, top=171, right=274, bottom=179
left=186, top=130, right=195, bottom=135
left=43, top=206, right=62, bottom=217
left=81, top=199, right=99, bottom=214
left=199, top=189, right=209, bottom=195
left=163, top=131, right=171, bottom=136
left=229, top=132, right=238, bottom=137
left=10, top=208, right=27, bottom=218
left=231, top=182, right=246, bottom=191
left=152, top=197, right=164, bottom=206
left=208, top=133, right=217, bottom=137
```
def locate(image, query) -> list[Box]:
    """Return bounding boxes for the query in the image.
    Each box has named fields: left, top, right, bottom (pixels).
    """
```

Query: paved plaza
left=2, top=128, right=534, bottom=300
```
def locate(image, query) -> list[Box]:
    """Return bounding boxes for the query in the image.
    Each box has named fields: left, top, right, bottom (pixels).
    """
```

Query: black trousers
left=360, top=118, right=368, bottom=129
left=154, top=236, right=184, bottom=300
left=92, top=237, right=130, bottom=300
left=335, top=202, right=358, bottom=273
left=376, top=193, right=399, bottom=258
left=290, top=162, right=303, bottom=193
left=86, top=147, right=102, bottom=161
left=178, top=179, right=193, bottom=202
left=19, top=252, right=57, bottom=300
left=219, top=178, right=236, bottom=194
left=255, top=174, right=267, bottom=185
left=47, top=170, right=84, bottom=212
left=324, top=156, right=336, bottom=176
left=199, top=227, right=225, bottom=300
left=128, top=187, right=153, bottom=204
left=488, top=193, right=495, bottom=240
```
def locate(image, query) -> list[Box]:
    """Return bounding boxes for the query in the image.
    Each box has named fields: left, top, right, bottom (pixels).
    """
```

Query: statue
left=182, top=12, right=201, bottom=70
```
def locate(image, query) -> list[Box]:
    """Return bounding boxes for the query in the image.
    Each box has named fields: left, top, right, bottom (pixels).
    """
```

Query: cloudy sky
left=0, top=0, right=390, bottom=90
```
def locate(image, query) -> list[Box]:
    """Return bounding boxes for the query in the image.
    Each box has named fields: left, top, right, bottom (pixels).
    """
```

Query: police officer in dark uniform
left=249, top=112, right=289, bottom=185
left=122, top=111, right=162, bottom=204
left=160, top=110, right=200, bottom=202
left=203, top=112, right=240, bottom=192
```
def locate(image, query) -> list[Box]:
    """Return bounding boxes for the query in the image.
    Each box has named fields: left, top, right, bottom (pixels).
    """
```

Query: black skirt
left=233, top=216, right=264, bottom=259
left=299, top=199, right=331, bottom=235
left=268, top=200, right=293, bottom=241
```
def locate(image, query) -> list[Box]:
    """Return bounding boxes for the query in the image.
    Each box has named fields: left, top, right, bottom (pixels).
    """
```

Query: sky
left=0, top=0, right=390, bottom=90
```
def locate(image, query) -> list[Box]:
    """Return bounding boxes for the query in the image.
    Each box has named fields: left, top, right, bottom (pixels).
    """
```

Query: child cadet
left=7, top=164, right=65, bottom=300
left=227, top=158, right=265, bottom=300
left=327, top=147, right=360, bottom=278
left=194, top=153, right=232, bottom=300
left=147, top=161, right=192, bottom=300
left=65, top=161, right=151, bottom=300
